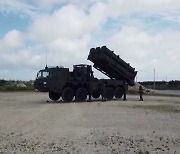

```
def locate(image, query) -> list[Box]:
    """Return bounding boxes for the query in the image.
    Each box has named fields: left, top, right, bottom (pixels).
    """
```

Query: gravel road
left=0, top=92, right=180, bottom=153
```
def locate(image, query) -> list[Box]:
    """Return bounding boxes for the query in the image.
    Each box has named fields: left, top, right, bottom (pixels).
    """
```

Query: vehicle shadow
left=36, top=97, right=126, bottom=104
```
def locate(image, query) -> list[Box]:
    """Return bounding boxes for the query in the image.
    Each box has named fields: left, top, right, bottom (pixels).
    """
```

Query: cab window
left=42, top=71, right=49, bottom=78
left=37, top=71, right=49, bottom=79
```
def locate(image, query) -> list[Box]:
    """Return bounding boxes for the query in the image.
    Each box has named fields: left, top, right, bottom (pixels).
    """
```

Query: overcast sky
left=0, top=0, right=180, bottom=81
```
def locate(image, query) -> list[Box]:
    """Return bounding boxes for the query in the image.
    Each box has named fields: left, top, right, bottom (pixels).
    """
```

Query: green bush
left=0, top=80, right=35, bottom=92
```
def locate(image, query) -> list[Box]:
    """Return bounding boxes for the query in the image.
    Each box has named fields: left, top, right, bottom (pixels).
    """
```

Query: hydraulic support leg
left=123, top=79, right=127, bottom=101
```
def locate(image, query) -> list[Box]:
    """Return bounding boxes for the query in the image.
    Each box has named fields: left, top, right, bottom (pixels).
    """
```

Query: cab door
left=48, top=68, right=69, bottom=92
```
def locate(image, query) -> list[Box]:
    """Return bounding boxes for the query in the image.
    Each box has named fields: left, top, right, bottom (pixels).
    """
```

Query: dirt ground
left=0, top=92, right=180, bottom=154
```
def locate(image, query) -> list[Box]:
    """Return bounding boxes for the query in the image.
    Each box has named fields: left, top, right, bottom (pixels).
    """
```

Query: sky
left=0, top=0, right=180, bottom=81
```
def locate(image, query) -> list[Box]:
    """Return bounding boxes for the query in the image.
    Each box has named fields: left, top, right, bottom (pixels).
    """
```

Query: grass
left=132, top=104, right=180, bottom=113
left=127, top=89, right=139, bottom=95
left=149, top=93, right=180, bottom=97
left=0, top=86, right=34, bottom=92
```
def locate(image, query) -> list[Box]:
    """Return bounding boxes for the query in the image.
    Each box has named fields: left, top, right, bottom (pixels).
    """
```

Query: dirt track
left=0, top=92, right=180, bottom=153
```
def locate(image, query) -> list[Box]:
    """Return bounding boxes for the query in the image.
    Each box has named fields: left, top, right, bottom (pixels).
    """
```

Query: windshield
left=37, top=71, right=49, bottom=79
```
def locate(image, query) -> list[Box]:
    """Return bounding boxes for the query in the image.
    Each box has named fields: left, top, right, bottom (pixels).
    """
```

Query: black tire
left=76, top=88, right=87, bottom=101
left=49, top=92, right=61, bottom=101
left=92, top=91, right=100, bottom=99
left=115, top=87, right=123, bottom=98
left=62, top=87, right=74, bottom=102
left=105, top=87, right=114, bottom=100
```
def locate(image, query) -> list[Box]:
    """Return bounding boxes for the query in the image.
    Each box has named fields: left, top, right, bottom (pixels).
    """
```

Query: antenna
left=45, top=46, right=48, bottom=69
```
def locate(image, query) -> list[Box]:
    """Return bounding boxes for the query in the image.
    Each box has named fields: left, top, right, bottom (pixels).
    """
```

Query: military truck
left=34, top=46, right=137, bottom=102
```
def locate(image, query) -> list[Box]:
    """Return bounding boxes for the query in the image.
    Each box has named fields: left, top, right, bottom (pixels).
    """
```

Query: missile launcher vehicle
left=34, top=46, right=137, bottom=102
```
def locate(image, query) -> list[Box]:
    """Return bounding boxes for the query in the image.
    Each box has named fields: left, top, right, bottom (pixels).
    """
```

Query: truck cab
left=34, top=67, right=50, bottom=92
left=34, top=66, right=69, bottom=93
left=34, top=65, right=92, bottom=101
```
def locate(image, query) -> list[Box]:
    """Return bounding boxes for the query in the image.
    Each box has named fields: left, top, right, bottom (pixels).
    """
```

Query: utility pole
left=45, top=46, right=48, bottom=69
left=153, top=69, right=155, bottom=92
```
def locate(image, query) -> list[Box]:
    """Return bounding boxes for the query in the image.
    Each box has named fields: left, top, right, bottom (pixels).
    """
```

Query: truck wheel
left=76, top=88, right=87, bottom=101
left=62, top=87, right=74, bottom=102
left=115, top=87, right=123, bottom=98
left=92, top=91, right=100, bottom=98
left=49, top=92, right=61, bottom=101
left=105, top=87, right=114, bottom=100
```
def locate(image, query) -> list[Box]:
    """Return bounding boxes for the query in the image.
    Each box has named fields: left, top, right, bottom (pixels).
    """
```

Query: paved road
left=155, top=90, right=180, bottom=96
left=0, top=92, right=179, bottom=153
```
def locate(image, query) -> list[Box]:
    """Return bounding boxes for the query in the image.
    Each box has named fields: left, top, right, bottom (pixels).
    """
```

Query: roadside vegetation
left=140, top=80, right=180, bottom=90
left=0, top=79, right=34, bottom=92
